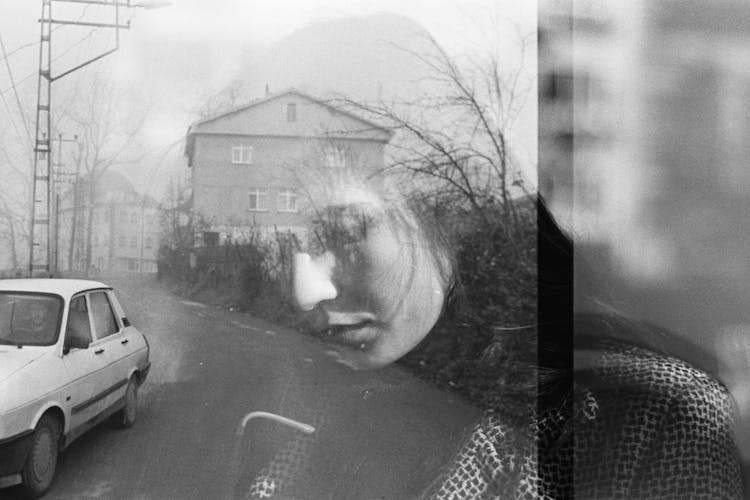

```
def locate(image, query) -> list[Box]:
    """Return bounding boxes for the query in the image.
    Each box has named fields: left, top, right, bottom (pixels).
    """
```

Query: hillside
left=239, top=13, right=439, bottom=102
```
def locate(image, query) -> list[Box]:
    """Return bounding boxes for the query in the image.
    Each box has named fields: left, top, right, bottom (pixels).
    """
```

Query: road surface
left=6, top=275, right=479, bottom=499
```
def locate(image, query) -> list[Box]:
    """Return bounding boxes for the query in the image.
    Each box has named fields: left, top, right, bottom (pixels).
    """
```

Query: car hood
left=0, top=348, right=47, bottom=383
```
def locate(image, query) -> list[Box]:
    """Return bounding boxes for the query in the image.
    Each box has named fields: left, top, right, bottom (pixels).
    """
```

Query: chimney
left=265, top=84, right=270, bottom=97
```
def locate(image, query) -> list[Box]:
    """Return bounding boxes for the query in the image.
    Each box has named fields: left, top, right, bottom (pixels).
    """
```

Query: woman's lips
left=316, top=322, right=378, bottom=350
left=331, top=323, right=378, bottom=345
left=315, top=311, right=379, bottom=350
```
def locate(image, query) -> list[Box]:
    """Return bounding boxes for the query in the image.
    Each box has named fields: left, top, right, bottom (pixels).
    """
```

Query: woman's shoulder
left=574, top=327, right=739, bottom=479
left=572, top=319, right=743, bottom=499
left=575, top=315, right=731, bottom=404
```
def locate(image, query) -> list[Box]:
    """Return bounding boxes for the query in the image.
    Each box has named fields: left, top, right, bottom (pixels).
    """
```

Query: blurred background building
left=58, top=171, right=160, bottom=275
left=540, top=0, right=750, bottom=358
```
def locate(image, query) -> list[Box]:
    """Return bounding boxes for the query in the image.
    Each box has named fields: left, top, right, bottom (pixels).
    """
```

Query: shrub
left=238, top=245, right=272, bottom=301
left=399, top=197, right=537, bottom=414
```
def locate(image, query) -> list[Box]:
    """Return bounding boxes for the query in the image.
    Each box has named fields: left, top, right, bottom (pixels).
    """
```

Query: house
left=184, top=89, right=392, bottom=245
left=58, top=171, right=160, bottom=275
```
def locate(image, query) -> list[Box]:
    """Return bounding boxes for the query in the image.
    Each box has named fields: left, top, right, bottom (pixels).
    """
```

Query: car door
left=107, top=290, right=148, bottom=369
left=88, top=290, right=129, bottom=411
left=62, top=294, right=110, bottom=431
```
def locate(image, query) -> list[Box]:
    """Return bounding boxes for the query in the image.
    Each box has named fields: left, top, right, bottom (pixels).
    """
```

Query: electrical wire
left=52, top=29, right=109, bottom=131
left=0, top=33, right=32, bottom=146
left=0, top=28, right=100, bottom=97
left=0, top=39, right=38, bottom=64
left=0, top=89, right=27, bottom=148
left=0, top=3, right=92, bottom=65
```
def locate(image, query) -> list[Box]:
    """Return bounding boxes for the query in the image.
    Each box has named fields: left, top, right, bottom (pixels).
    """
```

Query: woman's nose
left=293, top=252, right=338, bottom=311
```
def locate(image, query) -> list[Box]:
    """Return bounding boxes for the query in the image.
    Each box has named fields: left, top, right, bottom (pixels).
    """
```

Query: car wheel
left=21, top=414, right=61, bottom=498
left=115, top=376, right=138, bottom=428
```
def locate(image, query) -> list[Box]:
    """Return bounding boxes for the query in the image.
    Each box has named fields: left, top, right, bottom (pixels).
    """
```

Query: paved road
left=6, top=276, right=478, bottom=499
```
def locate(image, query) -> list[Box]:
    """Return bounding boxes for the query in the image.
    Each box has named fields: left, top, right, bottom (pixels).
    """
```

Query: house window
left=277, top=189, right=298, bottom=213
left=130, top=236, right=137, bottom=248
left=131, top=212, right=139, bottom=224
left=248, top=188, right=268, bottom=211
left=118, top=235, right=126, bottom=247
left=286, top=102, right=297, bottom=122
left=324, top=147, right=346, bottom=168
left=231, top=144, right=253, bottom=164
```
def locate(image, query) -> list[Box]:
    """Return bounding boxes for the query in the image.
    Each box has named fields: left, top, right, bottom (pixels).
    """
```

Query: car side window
left=66, top=296, right=92, bottom=346
left=90, top=291, right=119, bottom=340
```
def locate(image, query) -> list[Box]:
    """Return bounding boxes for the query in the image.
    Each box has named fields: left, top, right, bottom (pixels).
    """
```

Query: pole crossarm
left=52, top=0, right=132, bottom=6
left=45, top=19, right=131, bottom=29
left=52, top=47, right=118, bottom=81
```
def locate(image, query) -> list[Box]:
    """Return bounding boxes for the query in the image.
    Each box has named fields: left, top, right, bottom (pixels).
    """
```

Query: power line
left=0, top=27, right=100, bottom=97
left=53, top=29, right=110, bottom=129
left=0, top=33, right=32, bottom=146
left=0, top=4, right=92, bottom=65
left=0, top=39, right=39, bottom=64
left=0, top=89, right=27, bottom=148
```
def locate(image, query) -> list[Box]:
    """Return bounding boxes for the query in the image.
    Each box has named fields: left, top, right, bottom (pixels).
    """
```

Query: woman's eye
left=337, top=243, right=363, bottom=267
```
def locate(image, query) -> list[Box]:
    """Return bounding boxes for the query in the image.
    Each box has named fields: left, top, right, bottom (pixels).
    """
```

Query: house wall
left=191, top=134, right=386, bottom=229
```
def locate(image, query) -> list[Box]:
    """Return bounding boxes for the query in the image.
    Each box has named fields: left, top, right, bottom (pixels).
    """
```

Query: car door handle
left=95, top=348, right=104, bottom=355
left=121, top=339, right=129, bottom=345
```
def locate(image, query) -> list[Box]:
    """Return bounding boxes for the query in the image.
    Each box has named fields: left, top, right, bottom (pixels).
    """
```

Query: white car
left=0, top=279, right=151, bottom=497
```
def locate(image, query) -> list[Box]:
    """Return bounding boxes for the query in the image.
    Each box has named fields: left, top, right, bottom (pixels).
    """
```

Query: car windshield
left=0, top=292, right=63, bottom=346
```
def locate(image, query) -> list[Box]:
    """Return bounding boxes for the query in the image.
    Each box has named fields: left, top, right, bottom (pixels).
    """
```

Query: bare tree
left=194, top=79, right=251, bottom=121
left=159, top=172, right=199, bottom=251
left=63, top=71, right=150, bottom=274
left=0, top=194, right=27, bottom=271
left=65, top=142, right=84, bottom=273
left=0, top=132, right=33, bottom=272
left=334, top=33, right=534, bottom=236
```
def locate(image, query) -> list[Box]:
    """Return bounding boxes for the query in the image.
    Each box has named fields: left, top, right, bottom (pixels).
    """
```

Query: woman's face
left=30, top=302, right=48, bottom=328
left=293, top=187, right=448, bottom=369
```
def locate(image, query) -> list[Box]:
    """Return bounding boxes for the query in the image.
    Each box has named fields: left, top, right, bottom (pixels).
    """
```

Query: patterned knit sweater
left=423, top=337, right=744, bottom=499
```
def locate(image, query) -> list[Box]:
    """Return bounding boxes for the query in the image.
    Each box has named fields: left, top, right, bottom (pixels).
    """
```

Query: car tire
left=21, top=414, right=61, bottom=498
left=114, top=376, right=138, bottom=428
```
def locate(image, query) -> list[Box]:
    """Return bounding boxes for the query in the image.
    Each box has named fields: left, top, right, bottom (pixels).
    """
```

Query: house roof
left=59, top=170, right=159, bottom=209
left=185, top=89, right=392, bottom=161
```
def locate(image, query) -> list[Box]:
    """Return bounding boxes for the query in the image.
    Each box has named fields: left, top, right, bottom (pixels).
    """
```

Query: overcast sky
left=0, top=0, right=536, bottom=197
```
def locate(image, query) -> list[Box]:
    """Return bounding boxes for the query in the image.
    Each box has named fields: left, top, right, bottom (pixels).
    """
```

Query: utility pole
left=68, top=141, right=83, bottom=273
left=139, top=195, right=146, bottom=273
left=29, top=0, right=52, bottom=277
left=53, top=133, right=78, bottom=274
left=28, top=0, right=171, bottom=277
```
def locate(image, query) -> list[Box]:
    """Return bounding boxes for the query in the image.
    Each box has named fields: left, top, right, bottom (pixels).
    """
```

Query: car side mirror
left=63, top=335, right=89, bottom=354
left=122, top=317, right=131, bottom=327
